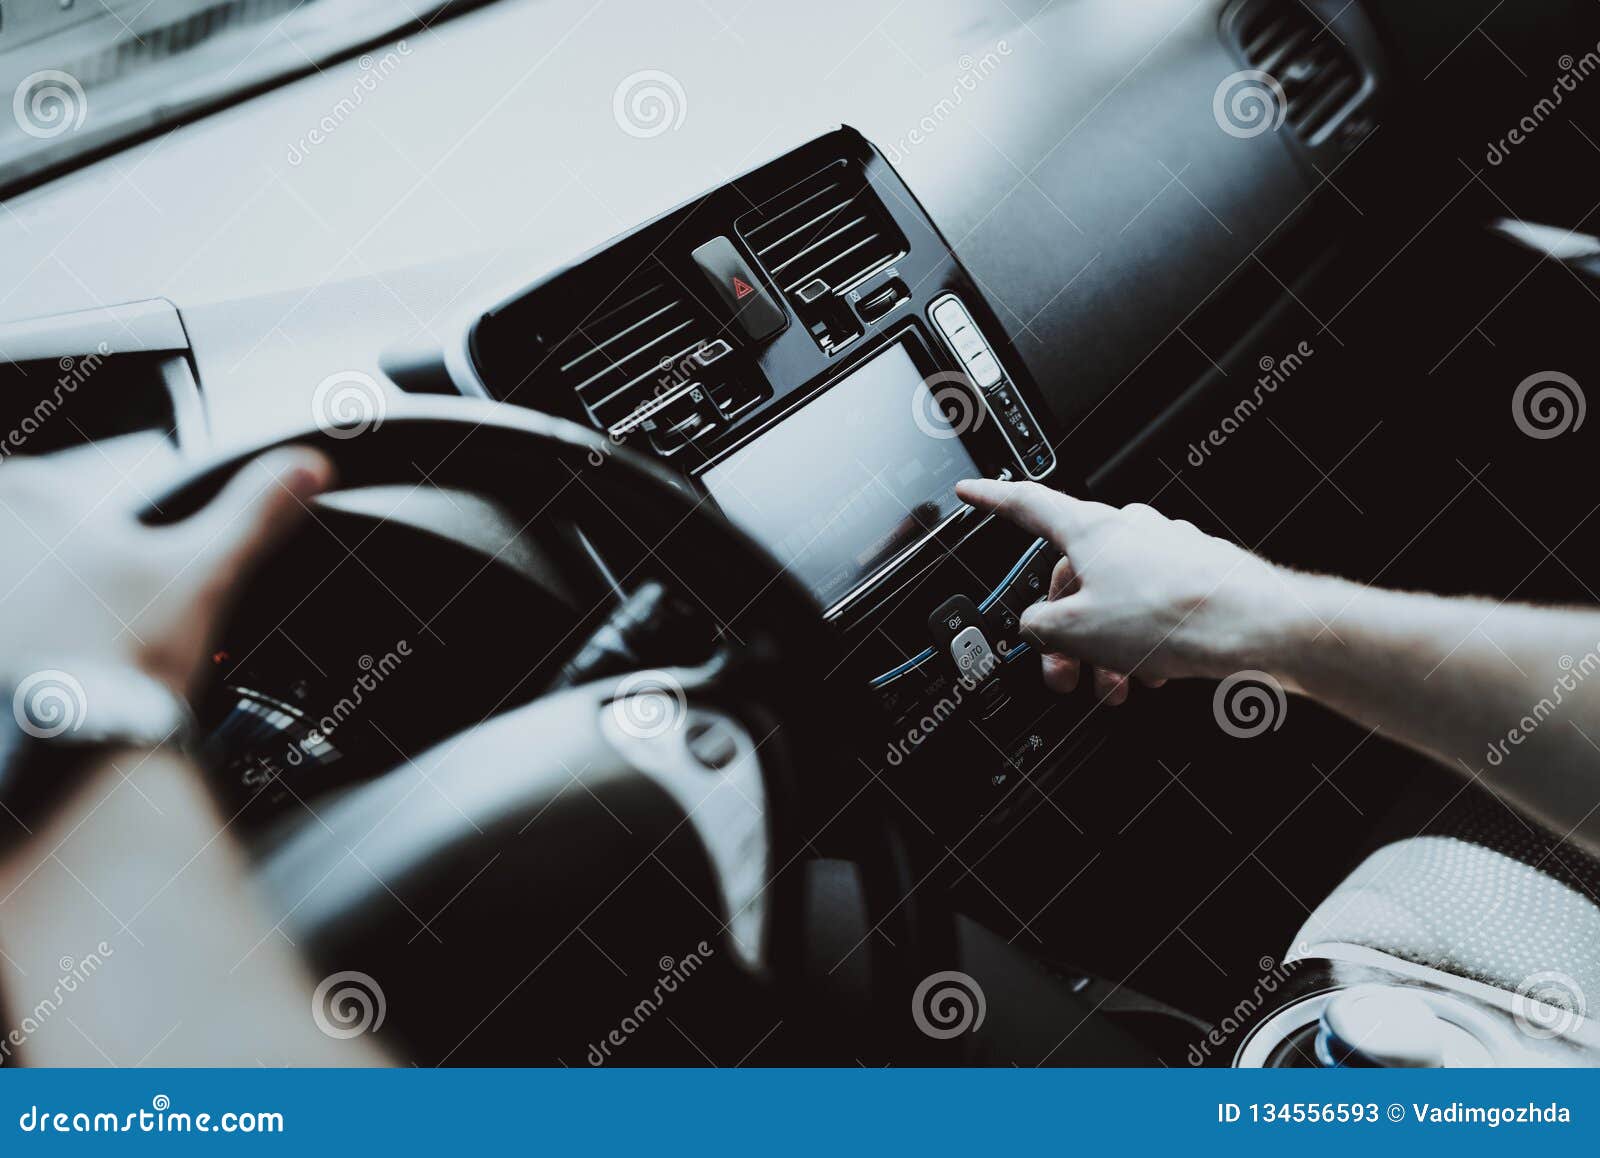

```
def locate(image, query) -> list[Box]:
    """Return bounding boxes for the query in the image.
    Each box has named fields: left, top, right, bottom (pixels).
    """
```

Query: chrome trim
left=866, top=535, right=1045, bottom=687
left=821, top=501, right=976, bottom=622
left=605, top=377, right=711, bottom=440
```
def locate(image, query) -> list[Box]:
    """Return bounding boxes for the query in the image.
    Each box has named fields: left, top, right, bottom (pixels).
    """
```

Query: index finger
left=955, top=478, right=1099, bottom=548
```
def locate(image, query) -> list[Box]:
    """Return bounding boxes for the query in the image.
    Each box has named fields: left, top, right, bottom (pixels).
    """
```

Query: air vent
left=1235, top=0, right=1369, bottom=145
left=33, top=0, right=325, bottom=89
left=739, top=162, right=907, bottom=304
left=546, top=266, right=721, bottom=438
left=737, top=161, right=907, bottom=355
left=0, top=299, right=202, bottom=454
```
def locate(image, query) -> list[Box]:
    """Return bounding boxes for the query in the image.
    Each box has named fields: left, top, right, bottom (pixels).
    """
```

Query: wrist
left=1, top=661, right=196, bottom=854
left=1239, top=569, right=1350, bottom=693
left=1194, top=563, right=1333, bottom=685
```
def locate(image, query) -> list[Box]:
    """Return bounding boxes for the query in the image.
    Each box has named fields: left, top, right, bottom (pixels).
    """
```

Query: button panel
left=926, top=293, right=1056, bottom=480
left=855, top=277, right=909, bottom=324
left=871, top=539, right=1061, bottom=689
left=982, top=543, right=1059, bottom=657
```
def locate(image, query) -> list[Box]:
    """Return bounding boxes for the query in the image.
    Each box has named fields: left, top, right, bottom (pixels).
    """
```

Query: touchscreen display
left=701, top=341, right=980, bottom=610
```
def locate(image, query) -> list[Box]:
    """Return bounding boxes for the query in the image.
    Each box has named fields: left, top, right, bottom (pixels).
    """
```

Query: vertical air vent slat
left=544, top=268, right=717, bottom=434
left=586, top=336, right=704, bottom=413
left=766, top=213, right=869, bottom=276
left=560, top=299, right=677, bottom=375
left=738, top=162, right=908, bottom=307
left=1241, top=14, right=1289, bottom=58
left=1292, top=72, right=1359, bottom=138
left=751, top=191, right=856, bottom=257
left=1231, top=0, right=1370, bottom=148
left=570, top=317, right=694, bottom=397
left=782, top=232, right=886, bottom=294
left=1254, top=26, right=1313, bottom=75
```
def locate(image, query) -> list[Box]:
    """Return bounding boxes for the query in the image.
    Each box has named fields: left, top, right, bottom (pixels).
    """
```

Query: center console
left=463, top=128, right=1088, bottom=830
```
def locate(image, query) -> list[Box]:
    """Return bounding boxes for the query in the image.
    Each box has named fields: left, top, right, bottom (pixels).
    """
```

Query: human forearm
left=0, top=748, right=388, bottom=1066
left=957, top=479, right=1600, bottom=854
left=1262, top=574, right=1600, bottom=851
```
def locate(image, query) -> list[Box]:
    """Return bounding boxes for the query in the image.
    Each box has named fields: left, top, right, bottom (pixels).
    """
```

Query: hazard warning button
left=690, top=236, right=787, bottom=342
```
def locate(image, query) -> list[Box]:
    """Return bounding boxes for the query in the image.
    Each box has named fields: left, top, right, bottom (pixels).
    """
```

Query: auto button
left=950, top=626, right=997, bottom=679
left=929, top=594, right=999, bottom=683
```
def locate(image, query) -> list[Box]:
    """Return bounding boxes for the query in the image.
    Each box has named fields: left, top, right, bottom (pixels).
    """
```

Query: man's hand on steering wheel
left=0, top=434, right=333, bottom=701
left=0, top=437, right=400, bottom=1067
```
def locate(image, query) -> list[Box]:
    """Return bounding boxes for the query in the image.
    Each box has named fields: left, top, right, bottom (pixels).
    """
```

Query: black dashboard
left=467, top=129, right=1057, bottom=599
left=457, top=128, right=1086, bottom=827
left=0, top=0, right=1395, bottom=473
left=0, top=0, right=1523, bottom=835
left=7, top=0, right=1600, bottom=1072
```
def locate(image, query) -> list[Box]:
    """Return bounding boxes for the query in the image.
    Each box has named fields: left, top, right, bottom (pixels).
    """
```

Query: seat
left=1290, top=833, right=1600, bottom=1019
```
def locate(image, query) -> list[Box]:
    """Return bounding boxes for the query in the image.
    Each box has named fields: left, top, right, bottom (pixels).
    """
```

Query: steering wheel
left=142, top=397, right=934, bottom=1064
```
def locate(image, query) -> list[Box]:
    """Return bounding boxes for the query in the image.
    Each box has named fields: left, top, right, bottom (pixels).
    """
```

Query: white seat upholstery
left=1291, top=835, right=1600, bottom=1015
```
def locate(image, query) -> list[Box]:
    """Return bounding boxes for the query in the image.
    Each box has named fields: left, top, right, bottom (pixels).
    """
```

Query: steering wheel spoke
left=139, top=399, right=863, bottom=1060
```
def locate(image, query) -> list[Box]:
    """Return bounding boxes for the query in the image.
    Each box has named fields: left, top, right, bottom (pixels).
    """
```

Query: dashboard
left=0, top=0, right=1426, bottom=830
left=8, top=0, right=1600, bottom=1066
left=0, top=0, right=1385, bottom=461
left=458, top=127, right=1081, bottom=825
left=467, top=129, right=1056, bottom=587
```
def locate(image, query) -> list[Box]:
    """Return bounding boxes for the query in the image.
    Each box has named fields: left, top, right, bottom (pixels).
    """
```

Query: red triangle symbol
left=732, top=275, right=755, bottom=300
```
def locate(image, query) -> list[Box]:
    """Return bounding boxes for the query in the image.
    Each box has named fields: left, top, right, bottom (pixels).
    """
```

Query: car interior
left=2, top=0, right=1599, bottom=1067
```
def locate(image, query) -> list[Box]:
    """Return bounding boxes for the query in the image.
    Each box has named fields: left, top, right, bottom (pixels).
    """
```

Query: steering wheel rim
left=141, top=397, right=825, bottom=646
left=139, top=396, right=916, bottom=1062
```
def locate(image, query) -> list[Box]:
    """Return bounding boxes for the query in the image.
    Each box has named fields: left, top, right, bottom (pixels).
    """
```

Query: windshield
left=0, top=0, right=459, bottom=192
